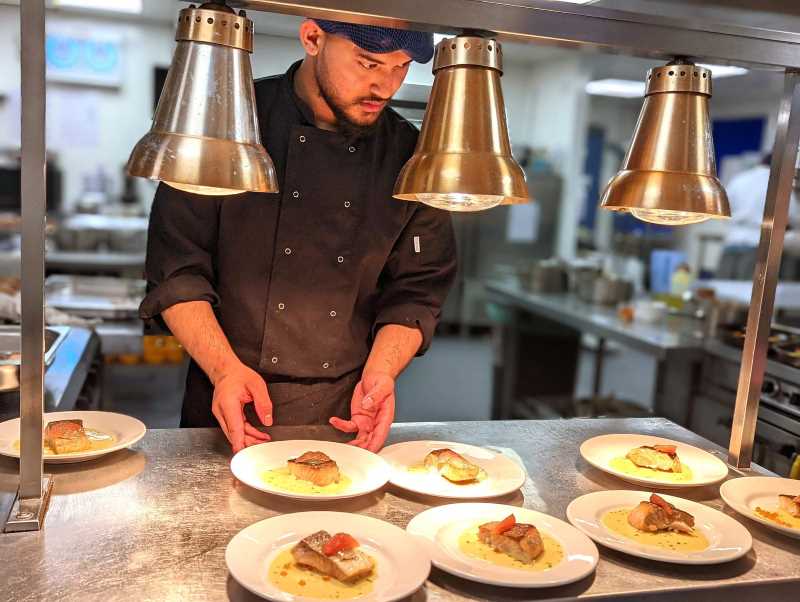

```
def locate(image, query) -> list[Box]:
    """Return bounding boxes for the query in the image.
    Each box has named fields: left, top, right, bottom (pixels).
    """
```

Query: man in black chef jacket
left=140, top=19, right=456, bottom=453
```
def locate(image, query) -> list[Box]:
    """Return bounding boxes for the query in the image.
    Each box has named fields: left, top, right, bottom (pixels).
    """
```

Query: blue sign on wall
left=46, top=32, right=123, bottom=87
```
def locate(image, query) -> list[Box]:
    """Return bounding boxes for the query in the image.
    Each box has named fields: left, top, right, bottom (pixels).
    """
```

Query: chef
left=140, top=19, right=457, bottom=453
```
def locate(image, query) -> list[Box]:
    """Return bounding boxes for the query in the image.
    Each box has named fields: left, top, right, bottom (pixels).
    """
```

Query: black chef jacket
left=140, top=61, right=457, bottom=427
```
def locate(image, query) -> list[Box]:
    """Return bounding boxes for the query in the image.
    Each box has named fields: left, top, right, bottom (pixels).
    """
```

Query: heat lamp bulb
left=165, top=181, right=247, bottom=197
left=416, top=193, right=504, bottom=212
left=630, top=208, right=710, bottom=226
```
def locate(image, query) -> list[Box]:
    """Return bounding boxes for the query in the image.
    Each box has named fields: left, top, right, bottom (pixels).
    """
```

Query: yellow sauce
left=406, top=463, right=488, bottom=484
left=609, top=456, right=693, bottom=483
left=755, top=506, right=800, bottom=530
left=602, top=508, right=709, bottom=552
left=13, top=428, right=116, bottom=456
left=261, top=466, right=352, bottom=495
left=268, top=548, right=376, bottom=599
left=457, top=525, right=564, bottom=571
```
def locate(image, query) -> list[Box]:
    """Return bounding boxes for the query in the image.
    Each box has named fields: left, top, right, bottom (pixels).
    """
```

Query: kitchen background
left=0, top=0, right=798, bottom=476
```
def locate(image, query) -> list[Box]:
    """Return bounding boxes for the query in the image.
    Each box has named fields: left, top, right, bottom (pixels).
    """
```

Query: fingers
left=212, top=404, right=230, bottom=442
left=249, top=376, right=273, bottom=427
left=329, top=416, right=358, bottom=433
left=244, top=423, right=270, bottom=441
left=244, top=434, right=267, bottom=447
left=225, top=403, right=246, bottom=453
left=366, top=396, right=394, bottom=452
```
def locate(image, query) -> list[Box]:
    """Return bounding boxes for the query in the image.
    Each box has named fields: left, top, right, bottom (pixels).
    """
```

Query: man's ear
left=299, top=19, right=324, bottom=56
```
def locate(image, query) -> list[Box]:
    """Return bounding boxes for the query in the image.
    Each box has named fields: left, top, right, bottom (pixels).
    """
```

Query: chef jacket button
left=344, top=201, right=351, bottom=208
left=271, top=356, right=278, bottom=364
left=322, top=362, right=330, bottom=369
left=278, top=302, right=285, bottom=310
left=330, top=310, right=336, bottom=317
left=292, top=190, right=300, bottom=199
left=299, top=135, right=306, bottom=143
left=285, top=248, right=292, bottom=255
left=337, top=256, right=344, bottom=263
left=348, top=145, right=356, bottom=153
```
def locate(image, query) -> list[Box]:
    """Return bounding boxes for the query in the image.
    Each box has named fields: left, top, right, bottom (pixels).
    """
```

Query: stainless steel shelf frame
left=7, top=0, right=800, bottom=532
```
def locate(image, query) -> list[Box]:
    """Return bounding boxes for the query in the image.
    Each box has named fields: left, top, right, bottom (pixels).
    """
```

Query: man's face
left=314, top=33, right=412, bottom=135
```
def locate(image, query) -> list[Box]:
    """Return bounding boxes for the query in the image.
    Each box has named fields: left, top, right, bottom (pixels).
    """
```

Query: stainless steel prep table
left=486, top=280, right=707, bottom=425
left=1, top=418, right=798, bottom=601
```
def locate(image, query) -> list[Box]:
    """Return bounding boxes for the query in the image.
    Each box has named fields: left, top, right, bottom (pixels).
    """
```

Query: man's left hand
left=330, top=371, right=395, bottom=452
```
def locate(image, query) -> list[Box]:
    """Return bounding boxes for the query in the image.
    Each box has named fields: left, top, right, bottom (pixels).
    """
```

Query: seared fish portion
left=779, top=494, right=800, bottom=518
left=291, top=530, right=374, bottom=583
left=626, top=444, right=682, bottom=473
left=44, top=419, right=90, bottom=454
left=478, top=514, right=544, bottom=563
left=628, top=493, right=695, bottom=534
left=288, top=451, right=340, bottom=487
left=424, top=448, right=481, bottom=483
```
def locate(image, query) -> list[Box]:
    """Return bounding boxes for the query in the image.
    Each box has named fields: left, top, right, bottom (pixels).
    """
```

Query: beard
left=314, top=59, right=384, bottom=141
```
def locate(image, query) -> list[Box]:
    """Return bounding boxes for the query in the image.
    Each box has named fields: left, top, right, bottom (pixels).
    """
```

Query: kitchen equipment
left=522, top=259, right=567, bottom=294
left=45, top=275, right=144, bottom=320
left=576, top=273, right=634, bottom=305
left=54, top=214, right=148, bottom=253
left=0, top=326, right=69, bottom=392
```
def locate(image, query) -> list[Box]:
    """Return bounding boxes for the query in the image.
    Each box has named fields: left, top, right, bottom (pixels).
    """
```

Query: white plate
left=226, top=511, right=430, bottom=601
left=379, top=440, right=526, bottom=499
left=720, top=476, right=800, bottom=539
left=407, top=503, right=598, bottom=588
left=566, top=490, right=752, bottom=564
left=230, top=440, right=390, bottom=501
left=0, top=410, right=146, bottom=464
left=580, top=434, right=729, bottom=488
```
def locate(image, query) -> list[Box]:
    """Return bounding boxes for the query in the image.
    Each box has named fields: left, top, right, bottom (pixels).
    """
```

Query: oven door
left=754, top=405, right=800, bottom=478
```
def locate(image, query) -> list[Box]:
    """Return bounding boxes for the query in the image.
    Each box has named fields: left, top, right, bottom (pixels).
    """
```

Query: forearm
left=364, top=324, right=422, bottom=379
left=162, top=301, right=241, bottom=385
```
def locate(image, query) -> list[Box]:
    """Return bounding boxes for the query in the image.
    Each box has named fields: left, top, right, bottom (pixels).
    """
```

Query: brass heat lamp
left=127, top=3, right=277, bottom=195
left=600, top=60, right=730, bottom=225
left=393, top=35, right=529, bottom=211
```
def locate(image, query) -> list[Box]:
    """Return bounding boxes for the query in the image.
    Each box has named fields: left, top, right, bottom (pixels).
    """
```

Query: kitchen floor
left=101, top=333, right=656, bottom=428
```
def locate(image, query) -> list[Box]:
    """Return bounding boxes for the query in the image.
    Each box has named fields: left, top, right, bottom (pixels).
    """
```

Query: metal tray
left=45, top=275, right=145, bottom=320
left=0, top=325, right=69, bottom=392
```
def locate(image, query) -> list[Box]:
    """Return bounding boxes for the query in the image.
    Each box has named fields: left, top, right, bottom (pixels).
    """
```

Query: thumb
left=248, top=375, right=273, bottom=426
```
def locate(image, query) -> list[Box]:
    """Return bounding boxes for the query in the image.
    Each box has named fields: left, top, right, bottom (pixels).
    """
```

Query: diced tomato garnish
left=323, top=533, right=359, bottom=556
left=493, top=514, right=516, bottom=535
left=649, top=494, right=674, bottom=515
left=653, top=444, right=677, bottom=455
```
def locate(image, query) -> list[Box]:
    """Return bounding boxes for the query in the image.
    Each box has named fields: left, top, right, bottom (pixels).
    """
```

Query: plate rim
left=0, top=410, right=146, bottom=463
left=579, top=433, right=729, bottom=489
left=378, top=440, right=526, bottom=499
left=720, top=476, right=800, bottom=539
left=566, top=489, right=752, bottom=565
left=406, top=502, right=599, bottom=588
left=230, top=439, right=391, bottom=501
left=225, top=510, right=431, bottom=602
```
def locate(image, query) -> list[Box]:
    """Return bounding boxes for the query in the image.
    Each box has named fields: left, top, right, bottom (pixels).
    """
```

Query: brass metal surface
left=127, top=6, right=277, bottom=195
left=393, top=36, right=529, bottom=212
left=2, top=421, right=799, bottom=600
left=600, top=61, right=730, bottom=225
left=176, top=5, right=254, bottom=53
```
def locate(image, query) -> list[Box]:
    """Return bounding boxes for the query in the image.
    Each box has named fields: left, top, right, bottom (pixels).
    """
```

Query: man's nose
left=371, top=71, right=402, bottom=99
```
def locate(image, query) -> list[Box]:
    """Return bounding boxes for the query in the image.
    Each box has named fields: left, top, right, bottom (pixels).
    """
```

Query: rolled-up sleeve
left=139, top=183, right=221, bottom=321
left=372, top=204, right=457, bottom=354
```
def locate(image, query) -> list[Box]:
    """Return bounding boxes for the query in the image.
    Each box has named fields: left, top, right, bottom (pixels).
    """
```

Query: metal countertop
left=1, top=418, right=798, bottom=601
left=486, top=280, right=707, bottom=360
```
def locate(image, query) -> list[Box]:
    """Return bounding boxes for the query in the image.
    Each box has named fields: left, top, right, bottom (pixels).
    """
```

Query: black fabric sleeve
left=372, top=204, right=457, bottom=354
left=139, top=183, right=222, bottom=322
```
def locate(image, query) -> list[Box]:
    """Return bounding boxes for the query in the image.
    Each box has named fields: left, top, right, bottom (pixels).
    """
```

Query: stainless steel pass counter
left=1, top=418, right=798, bottom=601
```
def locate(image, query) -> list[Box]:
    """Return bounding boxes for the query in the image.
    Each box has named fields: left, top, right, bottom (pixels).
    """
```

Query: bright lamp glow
left=416, top=193, right=504, bottom=212
left=697, top=64, right=748, bottom=78
left=630, top=208, right=711, bottom=225
left=585, top=79, right=646, bottom=98
left=54, top=0, right=143, bottom=14
left=165, top=182, right=246, bottom=197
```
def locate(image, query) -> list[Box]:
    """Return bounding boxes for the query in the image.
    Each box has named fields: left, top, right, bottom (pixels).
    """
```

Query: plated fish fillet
left=291, top=530, right=374, bottom=583
left=627, top=493, right=695, bottom=534
left=626, top=445, right=682, bottom=473
left=424, top=448, right=481, bottom=483
left=478, top=514, right=544, bottom=563
left=288, top=451, right=340, bottom=487
left=44, top=419, right=90, bottom=454
left=779, top=494, right=800, bottom=518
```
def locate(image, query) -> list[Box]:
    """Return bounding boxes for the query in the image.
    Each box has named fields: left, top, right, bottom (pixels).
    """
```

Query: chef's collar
left=281, top=60, right=383, bottom=141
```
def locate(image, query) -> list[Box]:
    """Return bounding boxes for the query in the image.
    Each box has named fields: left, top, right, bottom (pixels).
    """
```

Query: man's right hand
left=211, top=362, right=273, bottom=453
